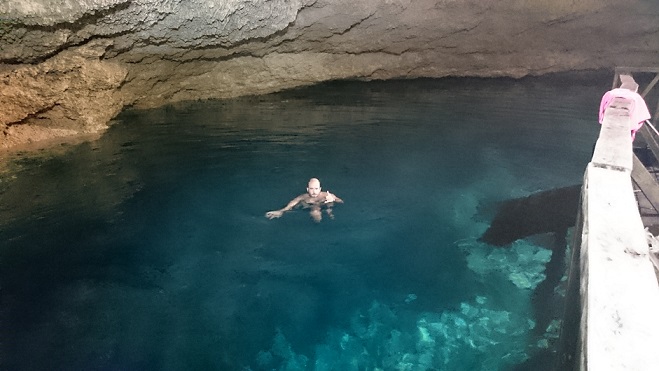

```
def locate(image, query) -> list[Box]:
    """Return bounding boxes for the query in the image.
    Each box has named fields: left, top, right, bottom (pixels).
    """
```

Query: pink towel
left=599, top=88, right=651, bottom=140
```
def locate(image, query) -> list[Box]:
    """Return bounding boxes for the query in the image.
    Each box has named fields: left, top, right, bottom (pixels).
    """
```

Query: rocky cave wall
left=1, top=0, right=658, bottom=150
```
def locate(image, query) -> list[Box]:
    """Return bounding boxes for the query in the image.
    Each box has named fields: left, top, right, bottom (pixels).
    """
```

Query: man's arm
left=265, top=195, right=304, bottom=219
left=324, top=191, right=343, bottom=204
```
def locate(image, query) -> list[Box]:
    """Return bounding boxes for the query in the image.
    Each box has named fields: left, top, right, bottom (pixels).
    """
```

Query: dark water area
left=0, top=74, right=608, bottom=370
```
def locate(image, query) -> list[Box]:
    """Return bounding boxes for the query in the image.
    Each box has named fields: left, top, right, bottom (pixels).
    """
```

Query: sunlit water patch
left=0, top=75, right=607, bottom=370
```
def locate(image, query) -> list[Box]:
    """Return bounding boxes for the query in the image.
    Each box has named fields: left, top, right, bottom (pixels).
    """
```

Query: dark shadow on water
left=479, top=185, right=581, bottom=247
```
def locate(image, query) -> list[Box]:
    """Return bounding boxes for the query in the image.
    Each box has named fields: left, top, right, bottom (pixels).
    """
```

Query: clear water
left=0, top=75, right=606, bottom=370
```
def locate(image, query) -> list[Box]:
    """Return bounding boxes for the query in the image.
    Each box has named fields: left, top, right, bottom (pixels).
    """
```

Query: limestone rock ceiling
left=1, top=0, right=658, bottom=150
left=1, top=0, right=311, bottom=63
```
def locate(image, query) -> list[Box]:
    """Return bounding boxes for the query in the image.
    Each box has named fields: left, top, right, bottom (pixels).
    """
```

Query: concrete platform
left=562, top=100, right=659, bottom=371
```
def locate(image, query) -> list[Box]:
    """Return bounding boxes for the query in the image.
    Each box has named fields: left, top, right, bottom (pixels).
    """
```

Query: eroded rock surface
left=1, top=0, right=658, bottom=150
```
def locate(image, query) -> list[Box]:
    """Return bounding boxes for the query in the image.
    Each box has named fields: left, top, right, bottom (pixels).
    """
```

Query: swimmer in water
left=265, top=178, right=343, bottom=222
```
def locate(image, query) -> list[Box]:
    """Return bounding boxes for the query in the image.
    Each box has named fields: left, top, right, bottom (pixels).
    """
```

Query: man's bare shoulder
left=294, top=193, right=312, bottom=201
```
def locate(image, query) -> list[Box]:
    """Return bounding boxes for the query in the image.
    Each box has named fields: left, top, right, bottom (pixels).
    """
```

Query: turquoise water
left=0, top=75, right=606, bottom=370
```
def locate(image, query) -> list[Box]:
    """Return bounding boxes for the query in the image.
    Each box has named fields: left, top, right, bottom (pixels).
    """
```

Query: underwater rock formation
left=253, top=239, right=559, bottom=370
left=1, top=0, right=658, bottom=149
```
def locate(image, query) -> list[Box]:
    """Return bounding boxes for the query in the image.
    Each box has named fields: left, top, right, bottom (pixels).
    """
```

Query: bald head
left=307, top=178, right=321, bottom=197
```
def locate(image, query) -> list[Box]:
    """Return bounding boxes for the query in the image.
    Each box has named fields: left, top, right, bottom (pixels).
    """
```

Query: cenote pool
left=0, top=75, right=606, bottom=370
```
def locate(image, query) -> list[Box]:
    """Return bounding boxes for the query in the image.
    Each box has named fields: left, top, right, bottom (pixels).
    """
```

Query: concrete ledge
left=576, top=98, right=659, bottom=370
left=592, top=99, right=634, bottom=171
left=580, top=163, right=659, bottom=370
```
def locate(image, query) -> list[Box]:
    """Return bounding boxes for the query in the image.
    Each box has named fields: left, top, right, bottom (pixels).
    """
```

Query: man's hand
left=324, top=191, right=336, bottom=203
left=265, top=210, right=283, bottom=219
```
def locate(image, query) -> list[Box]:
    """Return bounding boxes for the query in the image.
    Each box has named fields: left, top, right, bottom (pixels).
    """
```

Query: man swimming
left=265, top=178, right=344, bottom=222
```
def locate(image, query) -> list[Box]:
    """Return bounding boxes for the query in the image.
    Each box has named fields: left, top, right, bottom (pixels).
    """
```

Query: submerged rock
left=461, top=238, right=553, bottom=291
left=257, top=297, right=538, bottom=371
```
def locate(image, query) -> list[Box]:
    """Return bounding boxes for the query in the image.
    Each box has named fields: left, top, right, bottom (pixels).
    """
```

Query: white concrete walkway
left=577, top=98, right=659, bottom=370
